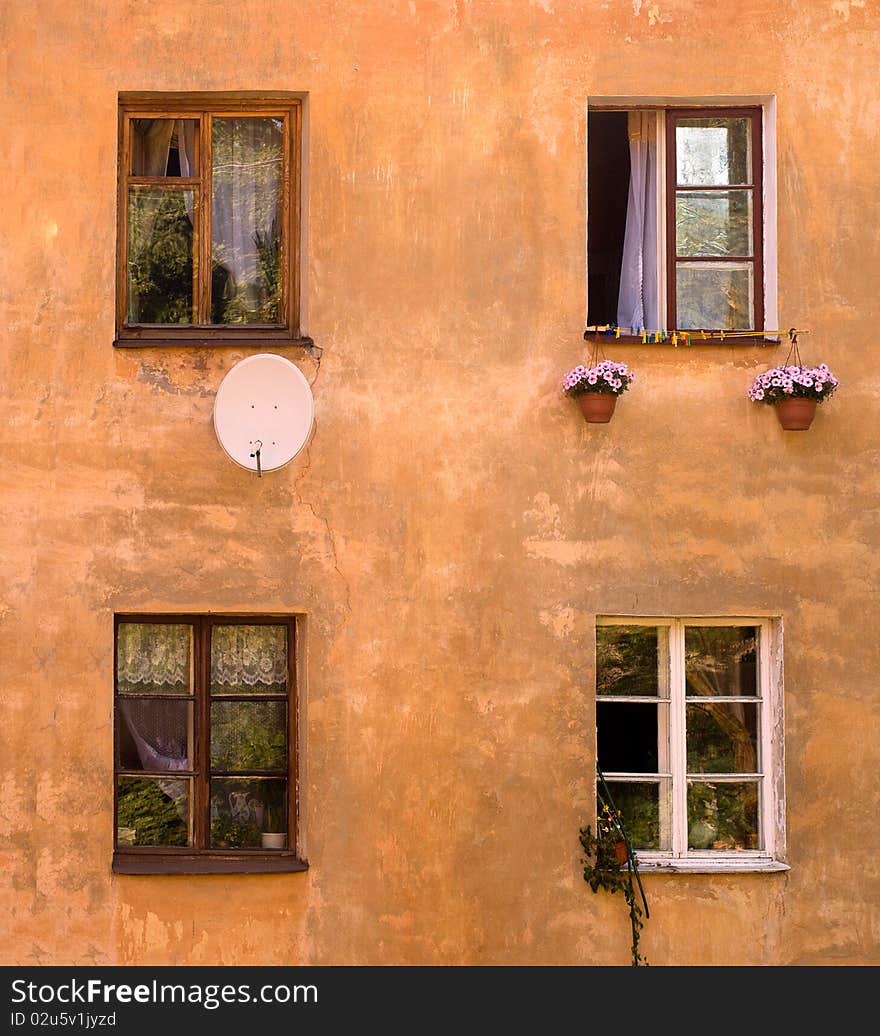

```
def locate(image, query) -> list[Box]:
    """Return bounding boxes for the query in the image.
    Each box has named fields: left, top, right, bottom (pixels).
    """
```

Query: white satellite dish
left=213, top=354, right=314, bottom=475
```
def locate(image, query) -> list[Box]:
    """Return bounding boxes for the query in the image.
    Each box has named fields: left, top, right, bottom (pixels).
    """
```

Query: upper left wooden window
left=115, top=96, right=303, bottom=347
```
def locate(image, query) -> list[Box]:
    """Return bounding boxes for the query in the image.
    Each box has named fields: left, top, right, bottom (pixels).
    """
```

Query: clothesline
left=584, top=325, right=810, bottom=345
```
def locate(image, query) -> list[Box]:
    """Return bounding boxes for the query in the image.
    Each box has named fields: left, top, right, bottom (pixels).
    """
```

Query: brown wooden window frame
left=665, top=106, right=764, bottom=337
left=114, top=93, right=309, bottom=350
left=587, top=104, right=767, bottom=344
left=113, top=614, right=307, bottom=875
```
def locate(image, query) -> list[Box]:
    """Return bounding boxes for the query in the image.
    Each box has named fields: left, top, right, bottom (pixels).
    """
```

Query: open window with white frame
left=586, top=99, right=777, bottom=339
left=595, top=617, right=786, bottom=871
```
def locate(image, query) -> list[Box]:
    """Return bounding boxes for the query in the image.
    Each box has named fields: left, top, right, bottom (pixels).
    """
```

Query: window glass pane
left=602, top=781, right=671, bottom=850
left=210, top=701, right=287, bottom=771
left=210, top=625, right=288, bottom=695
left=676, top=118, right=751, bottom=186
left=211, top=778, right=287, bottom=848
left=685, top=626, right=759, bottom=696
left=117, top=776, right=190, bottom=847
left=676, top=190, right=753, bottom=257
left=596, top=625, right=668, bottom=697
left=118, top=699, right=193, bottom=771
left=676, top=261, right=753, bottom=330
left=211, top=116, right=283, bottom=324
left=127, top=187, right=195, bottom=324
left=687, top=780, right=760, bottom=850
left=687, top=702, right=759, bottom=773
left=131, top=119, right=196, bottom=177
left=597, top=702, right=668, bottom=773
left=116, top=623, right=193, bottom=696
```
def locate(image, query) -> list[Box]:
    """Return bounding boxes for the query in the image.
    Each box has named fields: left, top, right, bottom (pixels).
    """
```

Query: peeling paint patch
left=647, top=4, right=671, bottom=26
left=525, top=539, right=593, bottom=565
left=632, top=0, right=671, bottom=25
left=832, top=0, right=865, bottom=18
left=136, top=363, right=212, bottom=397
left=379, top=911, right=414, bottom=930
left=522, top=492, right=563, bottom=538
left=539, top=605, right=578, bottom=638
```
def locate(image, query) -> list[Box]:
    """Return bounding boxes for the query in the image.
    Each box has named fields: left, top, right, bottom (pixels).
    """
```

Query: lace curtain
left=210, top=625, right=287, bottom=693
left=117, top=623, right=192, bottom=695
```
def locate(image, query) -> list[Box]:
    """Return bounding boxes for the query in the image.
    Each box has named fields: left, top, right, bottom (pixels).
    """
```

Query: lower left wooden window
left=113, top=615, right=306, bottom=874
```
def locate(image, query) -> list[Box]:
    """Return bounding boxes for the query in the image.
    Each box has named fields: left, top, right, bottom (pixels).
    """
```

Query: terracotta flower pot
left=577, top=393, right=617, bottom=424
left=613, top=839, right=629, bottom=865
left=774, top=397, right=817, bottom=431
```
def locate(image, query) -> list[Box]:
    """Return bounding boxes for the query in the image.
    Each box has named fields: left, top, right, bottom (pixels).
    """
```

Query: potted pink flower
left=563, top=360, right=635, bottom=424
left=748, top=363, right=839, bottom=430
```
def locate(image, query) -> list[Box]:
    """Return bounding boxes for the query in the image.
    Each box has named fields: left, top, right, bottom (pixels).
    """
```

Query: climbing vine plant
left=579, top=771, right=651, bottom=967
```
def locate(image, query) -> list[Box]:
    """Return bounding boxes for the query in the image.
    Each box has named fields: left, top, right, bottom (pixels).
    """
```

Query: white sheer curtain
left=210, top=118, right=282, bottom=321
left=175, top=120, right=195, bottom=178
left=134, top=119, right=195, bottom=181
left=176, top=120, right=196, bottom=221
left=119, top=700, right=190, bottom=772
left=617, top=111, right=660, bottom=331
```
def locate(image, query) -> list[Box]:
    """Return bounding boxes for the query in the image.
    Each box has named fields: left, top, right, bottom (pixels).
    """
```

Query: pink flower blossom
left=748, top=362, right=839, bottom=406
left=563, top=358, right=636, bottom=398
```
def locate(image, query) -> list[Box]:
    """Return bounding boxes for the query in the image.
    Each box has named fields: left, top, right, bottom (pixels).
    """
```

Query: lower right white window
left=596, top=617, right=786, bottom=871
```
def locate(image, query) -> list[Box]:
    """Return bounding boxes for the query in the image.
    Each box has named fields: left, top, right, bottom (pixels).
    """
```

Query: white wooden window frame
left=585, top=95, right=779, bottom=337
left=596, top=616, right=788, bottom=874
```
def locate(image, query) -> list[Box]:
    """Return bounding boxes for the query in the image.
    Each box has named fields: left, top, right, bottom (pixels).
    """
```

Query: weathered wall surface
left=1, top=0, right=878, bottom=965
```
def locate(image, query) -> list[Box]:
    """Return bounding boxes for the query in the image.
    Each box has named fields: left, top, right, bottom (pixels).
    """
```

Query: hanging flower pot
left=747, top=335, right=839, bottom=432
left=773, top=396, right=818, bottom=431
left=578, top=393, right=617, bottom=423
left=563, top=359, right=635, bottom=424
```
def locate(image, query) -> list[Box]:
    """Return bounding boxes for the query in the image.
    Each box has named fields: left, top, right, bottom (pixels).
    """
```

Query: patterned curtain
left=210, top=625, right=287, bottom=694
left=117, top=623, right=192, bottom=695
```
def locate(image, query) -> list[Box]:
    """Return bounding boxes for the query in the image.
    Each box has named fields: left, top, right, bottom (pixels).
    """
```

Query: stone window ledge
left=113, top=852, right=309, bottom=875
left=635, top=856, right=789, bottom=874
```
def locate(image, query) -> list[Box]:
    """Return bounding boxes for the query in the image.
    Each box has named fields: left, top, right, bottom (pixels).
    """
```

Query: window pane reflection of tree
left=211, top=117, right=283, bottom=324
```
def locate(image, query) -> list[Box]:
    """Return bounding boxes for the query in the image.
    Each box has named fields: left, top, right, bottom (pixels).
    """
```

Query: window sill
left=583, top=334, right=780, bottom=347
left=634, top=856, right=789, bottom=874
left=113, top=335, right=315, bottom=350
left=112, top=852, right=309, bottom=875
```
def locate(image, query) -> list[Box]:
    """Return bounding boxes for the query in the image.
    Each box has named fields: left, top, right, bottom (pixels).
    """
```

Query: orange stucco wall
left=1, top=0, right=878, bottom=965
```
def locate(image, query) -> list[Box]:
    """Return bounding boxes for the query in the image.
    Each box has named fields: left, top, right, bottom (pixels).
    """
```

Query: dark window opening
left=587, top=111, right=630, bottom=327
left=597, top=701, right=659, bottom=773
